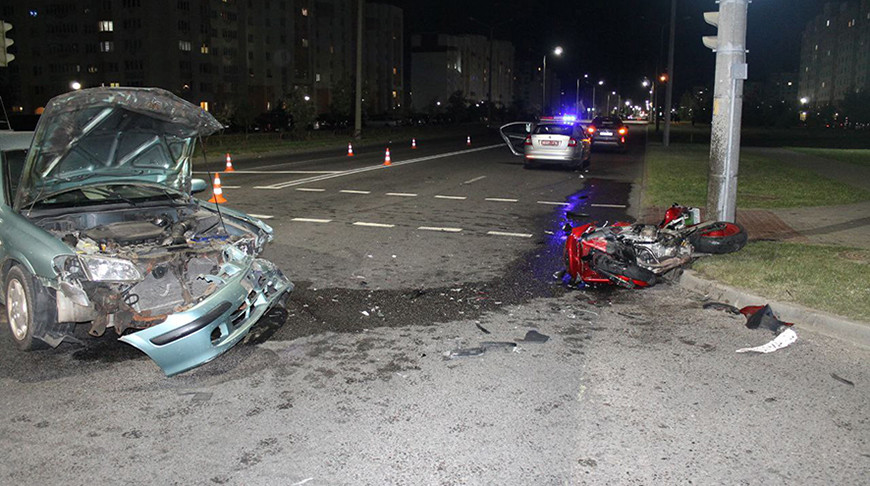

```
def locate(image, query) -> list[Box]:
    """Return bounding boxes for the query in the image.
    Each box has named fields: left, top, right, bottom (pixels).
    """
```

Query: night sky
left=393, top=0, right=822, bottom=101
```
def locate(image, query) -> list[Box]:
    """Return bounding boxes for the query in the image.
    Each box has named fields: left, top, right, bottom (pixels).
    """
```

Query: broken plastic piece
left=480, top=341, right=517, bottom=350
left=831, top=373, right=855, bottom=386
left=446, top=347, right=486, bottom=359
left=475, top=323, right=491, bottom=334
left=736, top=328, right=798, bottom=354
left=740, top=304, right=792, bottom=333
left=519, top=330, right=550, bottom=343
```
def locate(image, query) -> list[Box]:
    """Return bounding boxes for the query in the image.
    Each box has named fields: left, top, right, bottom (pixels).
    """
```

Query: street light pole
left=663, top=0, right=677, bottom=146
left=542, top=54, right=547, bottom=116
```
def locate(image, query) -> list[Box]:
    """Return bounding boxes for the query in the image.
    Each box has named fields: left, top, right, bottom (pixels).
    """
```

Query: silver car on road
left=499, top=116, right=591, bottom=170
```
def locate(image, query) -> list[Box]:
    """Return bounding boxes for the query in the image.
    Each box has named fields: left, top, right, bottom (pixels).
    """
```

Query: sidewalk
left=644, top=146, right=870, bottom=347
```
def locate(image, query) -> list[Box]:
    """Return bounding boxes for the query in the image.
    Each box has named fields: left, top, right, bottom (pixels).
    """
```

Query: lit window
left=301, top=38, right=308, bottom=47
left=200, top=101, right=209, bottom=111
left=179, top=40, right=191, bottom=51
left=301, top=8, right=308, bottom=16
left=110, top=82, right=120, bottom=87
left=315, top=73, right=321, bottom=82
left=99, top=20, right=114, bottom=32
left=201, top=44, right=209, bottom=54
left=392, top=90, right=397, bottom=98
left=826, top=19, right=830, bottom=27
left=100, top=41, right=114, bottom=52
left=392, top=67, right=397, bottom=75
left=29, top=10, right=38, bottom=17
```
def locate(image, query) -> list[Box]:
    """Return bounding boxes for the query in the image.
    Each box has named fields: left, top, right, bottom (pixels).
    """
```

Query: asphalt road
left=1, top=127, right=867, bottom=485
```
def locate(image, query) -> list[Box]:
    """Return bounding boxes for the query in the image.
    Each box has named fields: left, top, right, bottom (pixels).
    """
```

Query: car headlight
left=79, top=256, right=143, bottom=282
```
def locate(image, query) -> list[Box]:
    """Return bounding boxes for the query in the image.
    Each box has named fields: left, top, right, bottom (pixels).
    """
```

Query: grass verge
left=643, top=143, right=870, bottom=209
left=692, top=241, right=870, bottom=322
left=787, top=147, right=870, bottom=167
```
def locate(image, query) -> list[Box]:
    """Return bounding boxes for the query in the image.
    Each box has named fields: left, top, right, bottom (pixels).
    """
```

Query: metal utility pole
left=542, top=55, right=548, bottom=116
left=354, top=0, right=363, bottom=139
left=704, top=0, right=749, bottom=222
left=663, top=0, right=676, bottom=146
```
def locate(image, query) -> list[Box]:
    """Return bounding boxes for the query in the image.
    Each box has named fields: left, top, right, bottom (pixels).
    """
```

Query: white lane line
left=296, top=187, right=326, bottom=192
left=463, top=176, right=487, bottom=185
left=590, top=203, right=627, bottom=208
left=434, top=195, right=467, bottom=200
left=340, top=189, right=371, bottom=194
left=386, top=192, right=418, bottom=197
left=194, top=170, right=341, bottom=174
left=537, top=201, right=570, bottom=206
left=221, top=185, right=242, bottom=189
left=291, top=218, right=332, bottom=223
left=254, top=144, right=501, bottom=190
left=485, top=197, right=519, bottom=203
left=353, top=222, right=396, bottom=228
left=247, top=214, right=274, bottom=219
left=487, top=231, right=533, bottom=238
left=417, top=226, right=463, bottom=233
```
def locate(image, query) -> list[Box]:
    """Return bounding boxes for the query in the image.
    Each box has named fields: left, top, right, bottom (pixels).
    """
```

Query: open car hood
left=14, top=87, right=223, bottom=209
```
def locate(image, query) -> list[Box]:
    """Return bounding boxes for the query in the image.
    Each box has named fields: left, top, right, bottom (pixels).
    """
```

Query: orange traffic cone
left=208, top=173, right=227, bottom=204
left=347, top=142, right=354, bottom=156
left=466, top=136, right=472, bottom=146
left=411, top=138, right=417, bottom=149
left=383, top=147, right=392, bottom=166
left=224, top=153, right=235, bottom=172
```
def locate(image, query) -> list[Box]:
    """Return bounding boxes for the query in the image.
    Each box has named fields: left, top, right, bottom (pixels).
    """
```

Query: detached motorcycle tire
left=591, top=253, right=657, bottom=288
left=689, top=222, right=748, bottom=254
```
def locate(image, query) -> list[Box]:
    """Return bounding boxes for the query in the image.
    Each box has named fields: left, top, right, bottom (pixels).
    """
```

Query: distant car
left=0, top=87, right=293, bottom=376
left=499, top=116, right=591, bottom=170
left=587, top=116, right=628, bottom=152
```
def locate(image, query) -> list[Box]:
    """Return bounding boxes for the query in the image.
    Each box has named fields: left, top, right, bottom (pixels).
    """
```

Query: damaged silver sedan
left=0, top=87, right=292, bottom=376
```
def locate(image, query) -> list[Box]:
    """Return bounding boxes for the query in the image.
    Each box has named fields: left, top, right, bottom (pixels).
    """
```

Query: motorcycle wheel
left=591, top=253, right=657, bottom=288
left=689, top=222, right=748, bottom=254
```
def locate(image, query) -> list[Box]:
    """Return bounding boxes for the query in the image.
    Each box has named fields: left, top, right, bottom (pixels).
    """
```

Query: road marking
left=386, top=192, right=418, bottom=197
left=247, top=214, right=274, bottom=219
left=353, top=222, right=396, bottom=228
left=295, top=187, right=326, bottom=192
left=254, top=144, right=501, bottom=190
left=340, top=189, right=371, bottom=194
left=221, top=185, right=241, bottom=189
left=463, top=176, right=487, bottom=185
left=485, top=197, right=518, bottom=203
left=291, top=218, right=332, bottom=223
left=537, top=201, right=570, bottom=206
left=487, top=231, right=533, bottom=238
left=434, top=195, right=467, bottom=200
left=590, top=203, right=627, bottom=208
left=417, top=226, right=463, bottom=233
left=195, top=170, right=341, bottom=174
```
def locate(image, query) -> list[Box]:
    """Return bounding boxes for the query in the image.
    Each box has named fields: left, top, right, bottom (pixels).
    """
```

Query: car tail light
left=587, top=127, right=596, bottom=134
left=568, top=138, right=578, bottom=147
left=618, top=127, right=627, bottom=135
left=524, top=136, right=532, bottom=146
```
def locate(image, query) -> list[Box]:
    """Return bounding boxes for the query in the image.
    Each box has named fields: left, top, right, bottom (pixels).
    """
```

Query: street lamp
left=591, top=80, right=604, bottom=116
left=70, top=81, right=82, bottom=90
left=542, top=46, right=563, bottom=116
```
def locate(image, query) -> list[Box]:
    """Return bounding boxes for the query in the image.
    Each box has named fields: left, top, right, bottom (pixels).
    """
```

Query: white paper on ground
left=736, top=328, right=798, bottom=354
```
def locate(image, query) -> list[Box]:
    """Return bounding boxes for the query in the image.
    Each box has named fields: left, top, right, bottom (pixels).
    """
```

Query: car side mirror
left=191, top=178, right=208, bottom=194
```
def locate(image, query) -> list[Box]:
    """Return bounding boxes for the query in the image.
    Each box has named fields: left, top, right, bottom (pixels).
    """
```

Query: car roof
left=0, top=131, right=35, bottom=152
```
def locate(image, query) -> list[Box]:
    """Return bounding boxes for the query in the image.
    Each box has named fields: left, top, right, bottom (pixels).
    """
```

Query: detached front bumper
left=119, top=258, right=292, bottom=376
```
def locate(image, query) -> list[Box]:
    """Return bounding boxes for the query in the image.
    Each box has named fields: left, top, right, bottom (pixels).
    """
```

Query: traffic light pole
left=706, top=0, right=749, bottom=222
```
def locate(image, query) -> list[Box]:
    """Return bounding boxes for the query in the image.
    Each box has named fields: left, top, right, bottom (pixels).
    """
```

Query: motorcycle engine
left=618, top=224, right=692, bottom=272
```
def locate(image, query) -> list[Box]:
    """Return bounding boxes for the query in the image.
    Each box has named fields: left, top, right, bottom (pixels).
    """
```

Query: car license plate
left=541, top=140, right=560, bottom=146
left=600, top=131, right=613, bottom=136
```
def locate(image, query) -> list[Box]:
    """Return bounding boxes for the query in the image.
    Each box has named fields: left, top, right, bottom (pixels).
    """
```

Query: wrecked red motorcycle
left=564, top=205, right=748, bottom=288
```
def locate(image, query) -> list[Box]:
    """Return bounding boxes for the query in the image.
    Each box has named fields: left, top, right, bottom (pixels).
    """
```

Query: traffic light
left=0, top=20, right=13, bottom=67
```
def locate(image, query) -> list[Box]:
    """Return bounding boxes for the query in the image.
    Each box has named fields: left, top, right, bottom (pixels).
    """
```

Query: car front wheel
left=5, top=266, right=46, bottom=350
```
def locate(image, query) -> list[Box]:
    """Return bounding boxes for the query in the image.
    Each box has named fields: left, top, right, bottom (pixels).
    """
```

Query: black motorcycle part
left=689, top=222, right=748, bottom=254
left=591, top=253, right=657, bottom=288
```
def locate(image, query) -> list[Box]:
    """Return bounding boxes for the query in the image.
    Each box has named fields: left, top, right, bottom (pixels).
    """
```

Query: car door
left=499, top=121, right=535, bottom=156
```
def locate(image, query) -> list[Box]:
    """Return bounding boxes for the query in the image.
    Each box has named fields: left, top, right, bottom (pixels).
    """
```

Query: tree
left=283, top=86, right=316, bottom=136
left=841, top=90, right=870, bottom=125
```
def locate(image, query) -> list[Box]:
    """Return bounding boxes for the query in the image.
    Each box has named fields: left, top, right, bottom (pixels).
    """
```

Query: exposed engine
left=613, top=224, right=693, bottom=274
left=32, top=202, right=266, bottom=336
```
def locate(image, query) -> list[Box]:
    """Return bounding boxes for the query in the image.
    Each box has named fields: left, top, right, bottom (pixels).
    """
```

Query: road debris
left=702, top=302, right=741, bottom=315
left=740, top=304, right=793, bottom=332
left=475, top=323, right=491, bottom=334
left=831, top=373, right=855, bottom=386
left=519, top=330, right=550, bottom=343
left=736, top=328, right=798, bottom=354
left=444, top=347, right=486, bottom=359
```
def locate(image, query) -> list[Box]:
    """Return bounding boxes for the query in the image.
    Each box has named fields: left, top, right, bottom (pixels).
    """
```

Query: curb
left=678, top=270, right=870, bottom=350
